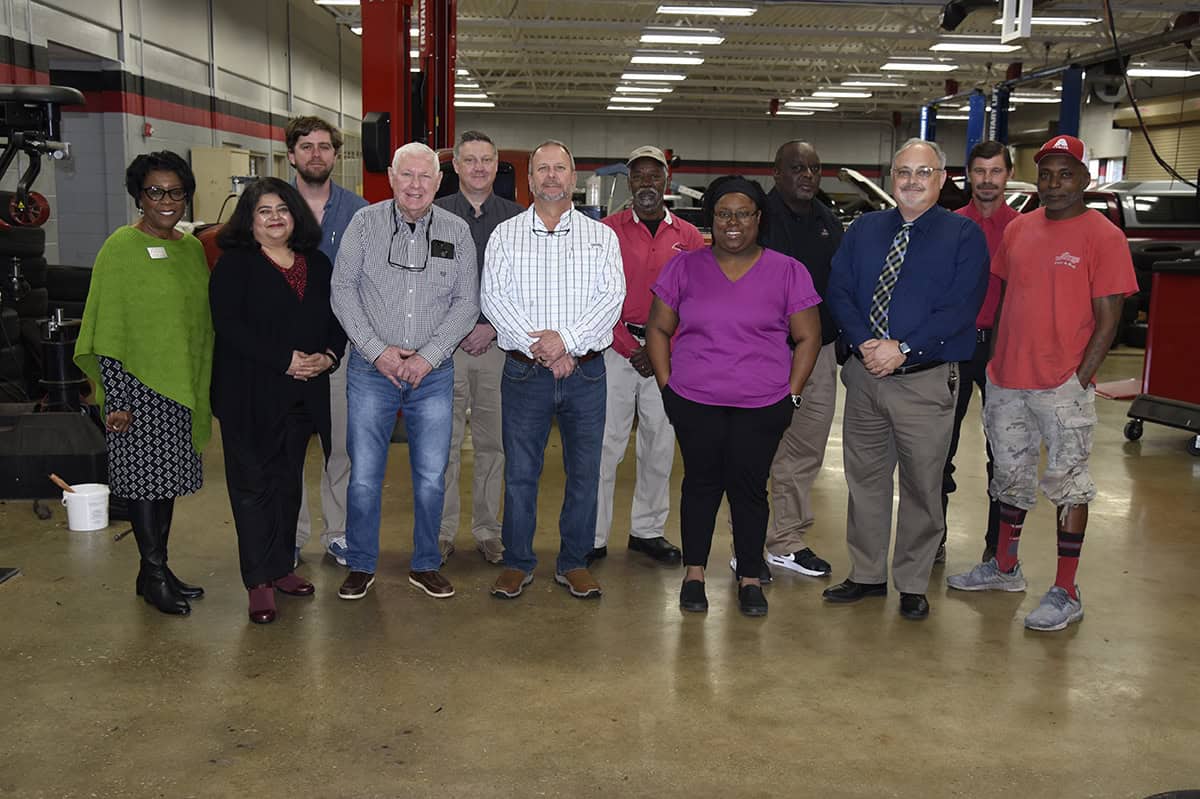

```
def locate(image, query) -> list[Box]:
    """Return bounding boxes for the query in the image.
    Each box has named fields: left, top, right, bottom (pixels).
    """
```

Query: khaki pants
left=766, top=342, right=838, bottom=555
left=841, top=357, right=957, bottom=594
left=595, top=347, right=675, bottom=547
left=296, top=360, right=349, bottom=549
left=440, top=345, right=505, bottom=544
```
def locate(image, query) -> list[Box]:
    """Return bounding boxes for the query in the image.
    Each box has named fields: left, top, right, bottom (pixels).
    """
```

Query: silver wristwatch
left=790, top=394, right=804, bottom=408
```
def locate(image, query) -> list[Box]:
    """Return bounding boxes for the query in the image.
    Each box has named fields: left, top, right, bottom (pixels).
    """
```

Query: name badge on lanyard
left=147, top=246, right=169, bottom=260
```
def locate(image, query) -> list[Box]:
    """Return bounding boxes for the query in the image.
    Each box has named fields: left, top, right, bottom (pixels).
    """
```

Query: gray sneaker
left=946, top=558, right=1027, bottom=592
left=1024, top=586, right=1083, bottom=631
left=438, top=538, right=455, bottom=564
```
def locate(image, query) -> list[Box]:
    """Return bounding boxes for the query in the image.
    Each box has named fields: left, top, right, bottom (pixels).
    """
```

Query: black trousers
left=221, top=402, right=316, bottom=588
left=663, top=387, right=793, bottom=578
left=942, top=335, right=1000, bottom=550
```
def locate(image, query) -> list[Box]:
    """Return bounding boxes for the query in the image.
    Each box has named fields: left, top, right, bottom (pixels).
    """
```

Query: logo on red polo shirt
left=1054, top=251, right=1081, bottom=270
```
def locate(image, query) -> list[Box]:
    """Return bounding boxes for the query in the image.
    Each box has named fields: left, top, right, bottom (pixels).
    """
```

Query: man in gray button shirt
left=331, top=142, right=479, bottom=601
left=434, top=131, right=524, bottom=567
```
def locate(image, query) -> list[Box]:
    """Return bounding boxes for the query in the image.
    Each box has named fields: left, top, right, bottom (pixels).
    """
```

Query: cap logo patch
left=1054, top=138, right=1069, bottom=149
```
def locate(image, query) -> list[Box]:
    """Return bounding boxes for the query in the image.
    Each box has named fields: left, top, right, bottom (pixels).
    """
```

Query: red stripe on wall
left=65, top=90, right=284, bottom=142
left=0, top=65, right=49, bottom=84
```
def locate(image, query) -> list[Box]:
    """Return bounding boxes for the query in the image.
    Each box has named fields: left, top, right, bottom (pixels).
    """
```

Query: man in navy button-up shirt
left=823, top=138, right=988, bottom=620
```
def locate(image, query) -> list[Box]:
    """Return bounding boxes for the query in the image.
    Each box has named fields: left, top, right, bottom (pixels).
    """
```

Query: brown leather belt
left=853, top=351, right=944, bottom=376
left=508, top=350, right=601, bottom=366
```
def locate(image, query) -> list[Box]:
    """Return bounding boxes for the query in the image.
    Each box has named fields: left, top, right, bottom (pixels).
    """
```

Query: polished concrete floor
left=2, top=348, right=1198, bottom=798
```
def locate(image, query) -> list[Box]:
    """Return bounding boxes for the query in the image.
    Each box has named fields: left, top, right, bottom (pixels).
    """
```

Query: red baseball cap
left=1033, top=134, right=1090, bottom=167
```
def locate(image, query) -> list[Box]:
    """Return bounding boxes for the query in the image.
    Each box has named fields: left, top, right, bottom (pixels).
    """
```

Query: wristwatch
left=790, top=394, right=804, bottom=408
left=898, top=342, right=911, bottom=356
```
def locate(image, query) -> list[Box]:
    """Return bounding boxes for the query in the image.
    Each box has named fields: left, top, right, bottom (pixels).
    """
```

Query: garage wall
left=0, top=0, right=362, bottom=266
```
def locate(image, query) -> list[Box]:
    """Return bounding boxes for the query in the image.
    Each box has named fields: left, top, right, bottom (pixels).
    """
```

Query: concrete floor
left=1, top=348, right=1198, bottom=798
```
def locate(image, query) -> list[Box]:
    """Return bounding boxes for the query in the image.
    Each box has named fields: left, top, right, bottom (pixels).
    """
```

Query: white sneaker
left=1024, top=586, right=1083, bottom=631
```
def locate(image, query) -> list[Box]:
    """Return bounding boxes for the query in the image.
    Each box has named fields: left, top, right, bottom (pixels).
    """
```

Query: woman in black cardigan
left=211, top=177, right=346, bottom=624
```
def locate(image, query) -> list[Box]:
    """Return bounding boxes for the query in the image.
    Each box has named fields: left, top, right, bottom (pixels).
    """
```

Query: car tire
left=0, top=342, right=24, bottom=381
left=1130, top=241, right=1196, bottom=294
left=44, top=265, right=93, bottom=303
left=0, top=225, right=45, bottom=258
left=14, top=287, right=48, bottom=318
left=1, top=306, right=18, bottom=343
left=11, top=256, right=48, bottom=288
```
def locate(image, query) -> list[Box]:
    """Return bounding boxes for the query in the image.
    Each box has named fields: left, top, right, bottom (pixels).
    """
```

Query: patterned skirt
left=97, top=356, right=202, bottom=500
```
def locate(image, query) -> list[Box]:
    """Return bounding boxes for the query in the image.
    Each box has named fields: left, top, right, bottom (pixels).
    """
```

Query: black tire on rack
left=44, top=265, right=93, bottom=303
left=15, top=256, right=48, bottom=288
left=50, top=300, right=86, bottom=319
left=0, top=225, right=46, bottom=258
left=1, top=306, right=18, bottom=343
left=0, top=342, right=24, bottom=381
left=15, top=287, right=48, bottom=318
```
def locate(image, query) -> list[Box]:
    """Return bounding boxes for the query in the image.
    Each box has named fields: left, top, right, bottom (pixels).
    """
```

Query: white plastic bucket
left=62, top=483, right=110, bottom=532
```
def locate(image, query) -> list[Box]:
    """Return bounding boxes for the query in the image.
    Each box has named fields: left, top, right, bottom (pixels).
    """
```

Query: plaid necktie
left=868, top=222, right=913, bottom=339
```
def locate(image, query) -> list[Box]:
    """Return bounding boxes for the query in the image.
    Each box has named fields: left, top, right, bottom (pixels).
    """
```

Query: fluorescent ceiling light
left=930, top=41, right=1021, bottom=53
left=607, top=105, right=654, bottom=111
left=455, top=101, right=495, bottom=108
left=456, top=93, right=490, bottom=100
left=993, top=16, right=1100, bottom=27
left=882, top=61, right=958, bottom=72
left=812, top=90, right=872, bottom=99
left=455, top=82, right=480, bottom=89
left=621, top=72, right=687, bottom=81
left=640, top=29, right=724, bottom=45
left=657, top=5, right=755, bottom=16
left=1010, top=94, right=1060, bottom=103
left=785, top=100, right=839, bottom=109
left=938, top=115, right=970, bottom=120
left=615, top=85, right=674, bottom=93
left=314, top=0, right=360, bottom=5
left=410, top=50, right=419, bottom=58
left=608, top=96, right=662, bottom=104
left=410, top=67, right=421, bottom=72
left=410, top=27, right=419, bottom=37
left=770, top=110, right=815, bottom=116
left=349, top=26, right=362, bottom=36
left=456, top=68, right=469, bottom=76
left=1127, top=67, right=1200, bottom=78
left=842, top=80, right=907, bottom=88
left=631, top=55, right=705, bottom=65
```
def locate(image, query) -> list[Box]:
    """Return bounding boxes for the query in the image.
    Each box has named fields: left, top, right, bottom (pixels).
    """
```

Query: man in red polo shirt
left=947, top=134, right=1137, bottom=632
left=591, top=145, right=704, bottom=565
left=941, top=140, right=1020, bottom=565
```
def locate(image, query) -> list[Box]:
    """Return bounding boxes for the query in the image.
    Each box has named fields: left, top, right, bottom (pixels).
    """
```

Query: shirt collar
left=394, top=202, right=434, bottom=229
left=632, top=207, right=673, bottom=227
left=290, top=176, right=339, bottom=212
left=531, top=205, right=574, bottom=233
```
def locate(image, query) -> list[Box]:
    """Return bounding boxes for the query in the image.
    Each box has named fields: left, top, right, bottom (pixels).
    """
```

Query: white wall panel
left=38, top=0, right=121, bottom=30
left=140, top=0, right=208, bottom=62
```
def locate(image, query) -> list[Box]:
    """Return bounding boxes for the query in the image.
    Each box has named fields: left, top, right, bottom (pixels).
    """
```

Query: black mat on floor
left=0, top=567, right=20, bottom=585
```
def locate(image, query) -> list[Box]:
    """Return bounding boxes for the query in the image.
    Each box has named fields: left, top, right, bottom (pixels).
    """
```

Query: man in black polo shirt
left=731, top=140, right=843, bottom=582
left=434, top=131, right=524, bottom=565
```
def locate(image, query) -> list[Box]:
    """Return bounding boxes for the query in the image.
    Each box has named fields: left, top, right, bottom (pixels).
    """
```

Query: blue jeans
left=345, top=348, right=454, bottom=573
left=500, top=354, right=607, bottom=574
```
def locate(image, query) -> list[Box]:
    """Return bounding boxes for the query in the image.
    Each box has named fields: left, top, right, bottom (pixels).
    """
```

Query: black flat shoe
left=822, top=578, right=888, bottom=603
left=738, top=583, right=768, bottom=617
left=679, top=579, right=708, bottom=612
left=629, top=536, right=682, bottom=564
left=585, top=546, right=607, bottom=566
left=900, top=593, right=930, bottom=620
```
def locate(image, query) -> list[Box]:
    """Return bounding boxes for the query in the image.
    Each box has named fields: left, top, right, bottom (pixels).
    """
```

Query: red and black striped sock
left=1055, top=531, right=1085, bottom=599
left=995, top=503, right=1025, bottom=572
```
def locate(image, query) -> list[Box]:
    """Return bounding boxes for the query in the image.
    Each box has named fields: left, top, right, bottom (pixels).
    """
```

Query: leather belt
left=976, top=328, right=992, bottom=344
left=625, top=322, right=647, bottom=339
left=853, top=351, right=945, bottom=376
left=508, top=350, right=601, bottom=366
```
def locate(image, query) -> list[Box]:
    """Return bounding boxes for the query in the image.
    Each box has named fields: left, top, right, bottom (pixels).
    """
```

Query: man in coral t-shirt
left=946, top=134, right=1137, bottom=632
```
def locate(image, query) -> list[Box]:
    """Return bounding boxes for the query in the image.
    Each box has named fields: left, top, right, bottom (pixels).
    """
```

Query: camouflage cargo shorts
left=983, top=375, right=1097, bottom=510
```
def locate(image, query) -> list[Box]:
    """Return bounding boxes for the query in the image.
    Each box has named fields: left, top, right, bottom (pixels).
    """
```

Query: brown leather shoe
left=274, top=572, right=315, bottom=596
left=490, top=568, right=534, bottom=599
left=338, top=570, right=375, bottom=600
left=248, top=584, right=276, bottom=624
left=409, top=570, right=454, bottom=598
left=555, top=568, right=602, bottom=599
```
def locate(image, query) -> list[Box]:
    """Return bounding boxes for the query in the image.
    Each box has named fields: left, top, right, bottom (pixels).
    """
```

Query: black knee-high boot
left=158, top=498, right=204, bottom=599
left=129, top=499, right=190, bottom=616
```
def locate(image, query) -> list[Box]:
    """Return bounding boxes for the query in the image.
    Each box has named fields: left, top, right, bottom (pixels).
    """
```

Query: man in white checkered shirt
left=481, top=140, right=626, bottom=601
left=331, top=142, right=479, bottom=602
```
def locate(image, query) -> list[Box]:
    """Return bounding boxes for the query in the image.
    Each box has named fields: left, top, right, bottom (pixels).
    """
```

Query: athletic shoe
left=729, top=556, right=772, bottom=584
left=946, top=558, right=1027, bottom=592
left=1024, top=586, right=1083, bottom=632
left=767, top=548, right=832, bottom=577
left=325, top=535, right=349, bottom=567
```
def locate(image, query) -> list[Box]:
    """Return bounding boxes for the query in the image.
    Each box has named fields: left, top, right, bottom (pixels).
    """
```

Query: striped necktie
left=868, top=222, right=913, bottom=339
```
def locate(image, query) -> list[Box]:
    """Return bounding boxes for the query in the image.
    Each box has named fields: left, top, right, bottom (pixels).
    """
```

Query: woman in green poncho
left=74, top=151, right=214, bottom=617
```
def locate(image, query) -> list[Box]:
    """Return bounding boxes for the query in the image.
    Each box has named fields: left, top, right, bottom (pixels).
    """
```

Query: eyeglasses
left=255, top=205, right=292, bottom=220
left=142, top=186, right=188, bottom=201
left=388, top=207, right=431, bottom=272
left=893, top=166, right=943, bottom=181
left=788, top=163, right=822, bottom=175
left=713, top=209, right=759, bottom=222
left=530, top=224, right=572, bottom=238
